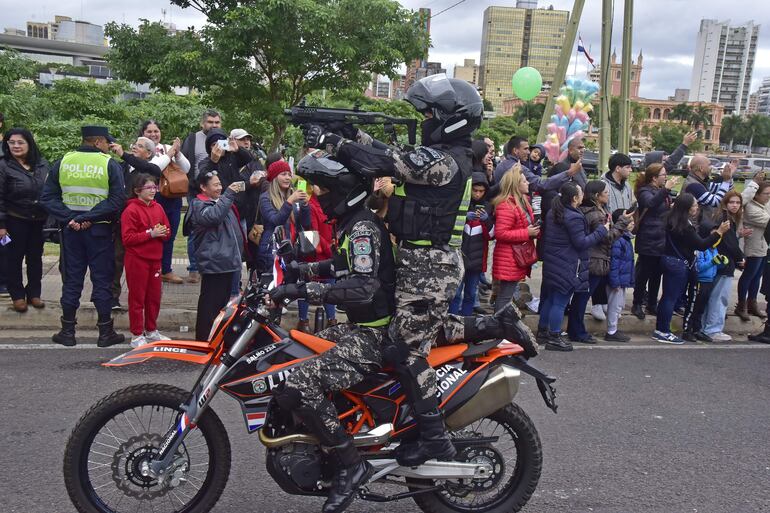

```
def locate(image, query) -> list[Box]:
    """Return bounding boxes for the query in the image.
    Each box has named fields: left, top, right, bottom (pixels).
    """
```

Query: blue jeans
left=157, top=196, right=182, bottom=275
left=737, top=256, right=764, bottom=302
left=186, top=234, right=198, bottom=273
left=567, top=274, right=602, bottom=340
left=538, top=290, right=572, bottom=333
left=656, top=257, right=690, bottom=333
left=449, top=271, right=482, bottom=315
left=702, top=275, right=732, bottom=335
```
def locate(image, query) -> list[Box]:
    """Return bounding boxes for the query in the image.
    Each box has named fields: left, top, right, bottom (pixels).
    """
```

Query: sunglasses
left=205, top=171, right=218, bottom=178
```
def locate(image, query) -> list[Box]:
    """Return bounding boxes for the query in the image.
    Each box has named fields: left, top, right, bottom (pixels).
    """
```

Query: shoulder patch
left=352, top=236, right=372, bottom=255
left=406, top=147, right=446, bottom=169
left=352, top=254, right=374, bottom=273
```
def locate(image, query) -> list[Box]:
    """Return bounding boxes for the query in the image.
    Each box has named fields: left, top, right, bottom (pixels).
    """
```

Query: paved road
left=2, top=339, right=769, bottom=513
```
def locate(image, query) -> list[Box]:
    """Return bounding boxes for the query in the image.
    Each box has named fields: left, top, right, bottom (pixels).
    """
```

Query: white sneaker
left=710, top=332, right=732, bottom=342
left=144, top=330, right=171, bottom=342
left=591, top=304, right=607, bottom=321
left=130, top=334, right=147, bottom=348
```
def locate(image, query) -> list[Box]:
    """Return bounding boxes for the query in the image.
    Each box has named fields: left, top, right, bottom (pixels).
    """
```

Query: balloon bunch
left=543, top=78, right=600, bottom=163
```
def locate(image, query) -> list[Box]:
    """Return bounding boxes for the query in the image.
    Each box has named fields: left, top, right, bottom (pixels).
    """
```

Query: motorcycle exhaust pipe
left=445, top=364, right=520, bottom=431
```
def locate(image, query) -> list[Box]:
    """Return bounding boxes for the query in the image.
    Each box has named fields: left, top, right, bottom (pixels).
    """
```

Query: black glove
left=303, top=124, right=325, bottom=148
left=326, top=121, right=358, bottom=140
left=270, top=283, right=307, bottom=305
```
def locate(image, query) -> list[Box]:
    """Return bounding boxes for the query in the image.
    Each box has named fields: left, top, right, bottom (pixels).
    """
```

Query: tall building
left=756, top=77, right=770, bottom=116
left=479, top=4, right=569, bottom=111
left=746, top=92, right=758, bottom=115
left=587, top=49, right=643, bottom=99
left=454, top=58, right=480, bottom=85
left=669, top=88, right=690, bottom=102
left=689, top=19, right=759, bottom=115
left=26, top=15, right=104, bottom=46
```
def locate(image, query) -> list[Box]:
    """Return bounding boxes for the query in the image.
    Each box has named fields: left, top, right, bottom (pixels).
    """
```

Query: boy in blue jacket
left=682, top=239, right=728, bottom=342
left=606, top=209, right=635, bottom=342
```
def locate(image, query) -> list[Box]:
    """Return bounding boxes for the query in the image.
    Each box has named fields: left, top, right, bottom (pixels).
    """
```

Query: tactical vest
left=333, top=209, right=396, bottom=327
left=385, top=144, right=473, bottom=247
left=59, top=151, right=111, bottom=212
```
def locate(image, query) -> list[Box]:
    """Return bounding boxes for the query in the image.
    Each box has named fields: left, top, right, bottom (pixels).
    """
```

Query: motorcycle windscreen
left=103, top=340, right=216, bottom=367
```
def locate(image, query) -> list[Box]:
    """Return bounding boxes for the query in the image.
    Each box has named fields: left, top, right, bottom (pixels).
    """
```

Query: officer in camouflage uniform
left=270, top=152, right=394, bottom=513
left=304, top=74, right=538, bottom=469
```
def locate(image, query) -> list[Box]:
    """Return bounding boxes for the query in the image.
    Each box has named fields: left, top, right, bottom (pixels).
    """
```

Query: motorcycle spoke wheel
left=64, top=384, right=231, bottom=513
left=409, top=403, right=542, bottom=513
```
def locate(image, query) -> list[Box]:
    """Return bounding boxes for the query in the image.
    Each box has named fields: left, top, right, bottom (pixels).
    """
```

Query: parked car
left=629, top=153, right=645, bottom=171
left=733, top=157, right=770, bottom=181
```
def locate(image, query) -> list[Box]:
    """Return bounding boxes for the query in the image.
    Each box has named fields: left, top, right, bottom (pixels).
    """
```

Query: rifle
left=284, top=101, right=417, bottom=146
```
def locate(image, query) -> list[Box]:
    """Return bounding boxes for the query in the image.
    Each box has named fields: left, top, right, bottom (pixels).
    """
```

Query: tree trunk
left=270, top=123, right=287, bottom=153
left=729, top=138, right=734, bottom=153
left=748, top=132, right=754, bottom=155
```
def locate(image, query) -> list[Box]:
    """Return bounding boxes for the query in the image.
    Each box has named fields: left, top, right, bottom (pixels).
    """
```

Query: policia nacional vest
left=333, top=209, right=396, bottom=327
left=385, top=144, right=473, bottom=247
left=59, top=151, right=112, bottom=215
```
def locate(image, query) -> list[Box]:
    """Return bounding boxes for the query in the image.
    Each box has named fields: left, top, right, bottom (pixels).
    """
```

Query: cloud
left=6, top=1, right=770, bottom=100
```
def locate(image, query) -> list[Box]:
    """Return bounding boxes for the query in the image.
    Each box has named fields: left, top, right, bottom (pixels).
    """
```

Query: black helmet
left=405, top=74, right=483, bottom=144
left=296, top=152, right=372, bottom=220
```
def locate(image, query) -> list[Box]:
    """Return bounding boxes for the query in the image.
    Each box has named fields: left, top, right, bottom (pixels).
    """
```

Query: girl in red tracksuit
left=121, top=173, right=172, bottom=347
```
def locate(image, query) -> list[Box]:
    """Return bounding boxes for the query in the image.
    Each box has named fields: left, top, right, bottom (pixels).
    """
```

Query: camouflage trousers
left=284, top=323, right=385, bottom=436
left=388, top=246, right=466, bottom=401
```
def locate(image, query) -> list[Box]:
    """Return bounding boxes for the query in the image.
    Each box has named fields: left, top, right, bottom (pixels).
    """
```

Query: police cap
left=81, top=125, right=116, bottom=143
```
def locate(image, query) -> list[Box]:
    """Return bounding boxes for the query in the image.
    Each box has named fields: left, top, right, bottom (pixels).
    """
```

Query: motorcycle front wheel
left=63, top=384, right=231, bottom=513
left=408, top=403, right=543, bottom=513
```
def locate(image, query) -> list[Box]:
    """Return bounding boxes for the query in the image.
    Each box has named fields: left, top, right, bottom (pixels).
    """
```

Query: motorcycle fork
left=150, top=319, right=263, bottom=475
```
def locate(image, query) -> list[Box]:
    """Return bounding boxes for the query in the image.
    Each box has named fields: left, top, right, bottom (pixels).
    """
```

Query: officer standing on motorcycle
left=303, top=74, right=538, bottom=469
left=269, top=152, right=396, bottom=513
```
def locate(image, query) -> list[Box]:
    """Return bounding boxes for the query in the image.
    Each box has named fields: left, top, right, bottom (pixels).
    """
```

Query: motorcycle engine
left=266, top=443, right=324, bottom=494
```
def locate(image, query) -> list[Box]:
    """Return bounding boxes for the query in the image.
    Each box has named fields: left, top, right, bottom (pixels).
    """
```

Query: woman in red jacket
left=491, top=164, right=541, bottom=313
left=121, top=173, right=172, bottom=347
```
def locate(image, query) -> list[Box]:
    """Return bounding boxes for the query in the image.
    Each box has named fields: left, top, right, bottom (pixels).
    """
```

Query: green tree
left=476, top=116, right=533, bottom=153
left=512, top=102, right=546, bottom=135
left=651, top=122, right=703, bottom=154
left=720, top=114, right=745, bottom=151
left=608, top=96, right=649, bottom=149
left=689, top=104, right=712, bottom=129
left=106, top=1, right=428, bottom=149
left=0, top=47, right=36, bottom=93
left=745, top=114, right=770, bottom=153
left=671, top=103, right=693, bottom=123
left=482, top=98, right=494, bottom=112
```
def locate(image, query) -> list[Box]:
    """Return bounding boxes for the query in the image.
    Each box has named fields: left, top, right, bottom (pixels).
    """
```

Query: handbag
left=511, top=240, right=538, bottom=268
left=159, top=161, right=189, bottom=199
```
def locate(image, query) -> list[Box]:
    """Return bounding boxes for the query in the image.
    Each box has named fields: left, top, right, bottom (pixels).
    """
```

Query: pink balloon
left=576, top=111, right=589, bottom=123
left=568, top=109, right=576, bottom=123
left=554, top=105, right=564, bottom=117
left=547, top=122, right=557, bottom=133
left=557, top=126, right=567, bottom=144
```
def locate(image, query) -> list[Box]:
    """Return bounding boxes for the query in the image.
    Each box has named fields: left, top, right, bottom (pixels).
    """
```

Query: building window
left=705, top=129, right=712, bottom=140
left=653, top=108, right=661, bottom=120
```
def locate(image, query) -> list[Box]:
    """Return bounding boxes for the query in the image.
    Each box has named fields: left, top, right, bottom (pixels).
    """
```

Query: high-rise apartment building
left=689, top=19, right=759, bottom=115
left=756, top=77, right=770, bottom=116
left=479, top=4, right=569, bottom=111
left=454, top=58, right=480, bottom=85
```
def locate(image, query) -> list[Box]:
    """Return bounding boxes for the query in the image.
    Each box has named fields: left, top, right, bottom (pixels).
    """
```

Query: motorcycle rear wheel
left=408, top=403, right=542, bottom=513
left=63, top=384, right=231, bottom=513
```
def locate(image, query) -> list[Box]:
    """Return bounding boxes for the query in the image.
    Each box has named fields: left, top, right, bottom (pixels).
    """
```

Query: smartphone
left=296, top=178, right=308, bottom=193
left=216, top=139, right=229, bottom=151
left=534, top=219, right=542, bottom=227
left=232, top=180, right=246, bottom=192
left=627, top=201, right=638, bottom=214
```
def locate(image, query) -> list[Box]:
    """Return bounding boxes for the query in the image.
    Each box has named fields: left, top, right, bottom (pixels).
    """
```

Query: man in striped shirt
left=684, top=155, right=735, bottom=222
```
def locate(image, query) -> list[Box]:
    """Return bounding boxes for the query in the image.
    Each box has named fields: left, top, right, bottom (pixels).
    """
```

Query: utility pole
left=598, top=0, right=613, bottom=173
left=537, top=0, right=586, bottom=143
left=618, top=0, right=634, bottom=154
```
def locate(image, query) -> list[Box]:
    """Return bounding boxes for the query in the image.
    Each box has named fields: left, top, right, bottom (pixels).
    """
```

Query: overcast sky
left=7, top=0, right=770, bottom=100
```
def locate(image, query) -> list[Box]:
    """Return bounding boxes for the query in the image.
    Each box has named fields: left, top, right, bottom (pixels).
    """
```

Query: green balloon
left=511, top=67, right=543, bottom=101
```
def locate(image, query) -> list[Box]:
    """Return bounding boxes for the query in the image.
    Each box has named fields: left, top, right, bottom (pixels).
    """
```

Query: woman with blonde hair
left=491, top=164, right=540, bottom=313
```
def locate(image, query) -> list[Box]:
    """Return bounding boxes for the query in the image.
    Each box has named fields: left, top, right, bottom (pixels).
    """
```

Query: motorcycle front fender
left=103, top=340, right=217, bottom=367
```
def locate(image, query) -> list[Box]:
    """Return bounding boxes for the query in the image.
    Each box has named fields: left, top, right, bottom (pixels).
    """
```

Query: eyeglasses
left=140, top=185, right=159, bottom=191
left=7, top=140, right=27, bottom=146
left=205, top=171, right=218, bottom=178
left=130, top=143, right=148, bottom=150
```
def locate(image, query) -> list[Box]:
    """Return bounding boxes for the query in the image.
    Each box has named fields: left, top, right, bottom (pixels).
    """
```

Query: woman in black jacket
left=631, top=163, right=680, bottom=319
left=654, top=193, right=729, bottom=344
left=0, top=128, right=50, bottom=312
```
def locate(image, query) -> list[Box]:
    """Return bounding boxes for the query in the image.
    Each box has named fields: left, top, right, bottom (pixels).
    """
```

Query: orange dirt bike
left=63, top=271, right=557, bottom=513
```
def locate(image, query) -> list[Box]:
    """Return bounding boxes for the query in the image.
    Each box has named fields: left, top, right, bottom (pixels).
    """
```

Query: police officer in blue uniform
left=41, top=126, right=127, bottom=347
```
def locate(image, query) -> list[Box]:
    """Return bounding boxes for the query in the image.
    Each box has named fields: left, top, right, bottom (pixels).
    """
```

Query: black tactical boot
left=96, top=319, right=125, bottom=348
left=461, top=304, right=538, bottom=357
left=395, top=409, right=456, bottom=467
left=52, top=317, right=77, bottom=347
left=536, top=326, right=549, bottom=344
left=748, top=322, right=770, bottom=344
left=322, top=440, right=373, bottom=513
left=545, top=331, right=573, bottom=352
left=631, top=303, right=645, bottom=320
